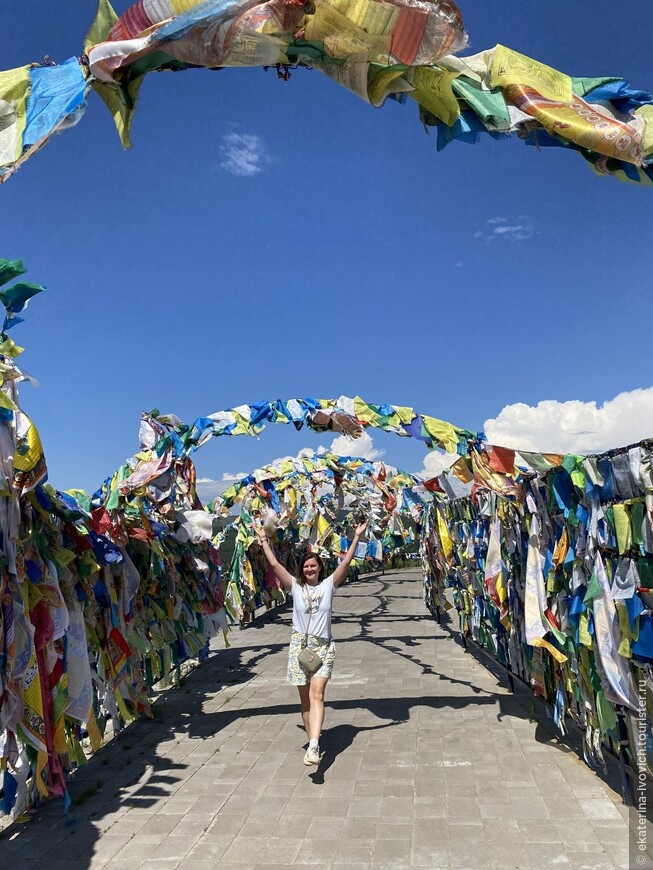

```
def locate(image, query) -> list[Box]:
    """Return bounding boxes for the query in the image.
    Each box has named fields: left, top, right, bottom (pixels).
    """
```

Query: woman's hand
left=354, top=520, right=368, bottom=538
left=333, top=519, right=369, bottom=587
left=254, top=522, right=268, bottom=544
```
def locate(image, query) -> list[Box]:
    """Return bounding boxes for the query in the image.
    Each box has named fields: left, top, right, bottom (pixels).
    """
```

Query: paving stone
left=413, top=796, right=447, bottom=818
left=377, top=822, right=412, bottom=839
left=517, top=819, right=565, bottom=844
left=347, top=796, right=382, bottom=818
left=139, top=861, right=181, bottom=870
left=128, top=831, right=167, bottom=846
left=410, top=844, right=450, bottom=867
left=592, top=820, right=631, bottom=845
left=580, top=799, right=623, bottom=820
left=204, top=811, right=249, bottom=837
left=486, top=840, right=534, bottom=869
left=88, top=833, right=135, bottom=862
left=268, top=813, right=311, bottom=838
left=188, top=833, right=234, bottom=860
left=373, top=837, right=412, bottom=863
left=524, top=843, right=573, bottom=867
left=294, top=838, right=339, bottom=864
left=112, top=839, right=160, bottom=863
left=447, top=838, right=490, bottom=868
left=334, top=837, right=375, bottom=863
left=561, top=857, right=616, bottom=870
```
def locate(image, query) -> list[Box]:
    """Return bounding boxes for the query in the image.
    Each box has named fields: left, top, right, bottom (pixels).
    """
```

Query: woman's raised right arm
left=254, top=526, right=294, bottom=591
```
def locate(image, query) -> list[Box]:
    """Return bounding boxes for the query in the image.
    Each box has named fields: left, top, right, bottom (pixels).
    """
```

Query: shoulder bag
left=297, top=593, right=324, bottom=675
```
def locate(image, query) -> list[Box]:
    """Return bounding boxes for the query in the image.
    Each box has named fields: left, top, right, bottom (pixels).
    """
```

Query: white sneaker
left=303, top=746, right=320, bottom=765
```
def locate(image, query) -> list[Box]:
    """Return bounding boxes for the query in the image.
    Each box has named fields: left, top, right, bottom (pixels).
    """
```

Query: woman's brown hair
left=296, top=551, right=325, bottom=587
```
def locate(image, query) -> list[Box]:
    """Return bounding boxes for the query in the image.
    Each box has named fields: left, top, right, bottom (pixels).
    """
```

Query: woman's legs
left=307, top=676, right=328, bottom=743
left=297, top=677, right=328, bottom=742
left=297, top=684, right=310, bottom=736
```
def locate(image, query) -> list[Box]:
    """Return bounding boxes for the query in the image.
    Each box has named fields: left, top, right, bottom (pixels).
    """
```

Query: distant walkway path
left=2, top=570, right=633, bottom=869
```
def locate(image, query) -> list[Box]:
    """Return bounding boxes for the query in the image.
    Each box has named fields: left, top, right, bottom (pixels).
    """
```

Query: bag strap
left=303, top=586, right=314, bottom=643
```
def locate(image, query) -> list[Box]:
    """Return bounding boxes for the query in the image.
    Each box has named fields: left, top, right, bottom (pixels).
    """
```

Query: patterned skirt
left=287, top=631, right=336, bottom=685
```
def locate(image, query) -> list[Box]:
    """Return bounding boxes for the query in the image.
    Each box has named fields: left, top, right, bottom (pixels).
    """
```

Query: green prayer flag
left=0, top=281, right=44, bottom=314
left=0, top=258, right=26, bottom=287
left=583, top=572, right=603, bottom=605
left=452, top=76, right=510, bottom=126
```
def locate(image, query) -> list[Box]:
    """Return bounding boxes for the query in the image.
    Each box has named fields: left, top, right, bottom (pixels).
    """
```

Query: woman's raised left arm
left=333, top=521, right=368, bottom=587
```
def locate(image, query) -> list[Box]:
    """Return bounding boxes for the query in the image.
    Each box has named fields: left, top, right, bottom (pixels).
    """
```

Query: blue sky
left=1, top=0, right=653, bottom=496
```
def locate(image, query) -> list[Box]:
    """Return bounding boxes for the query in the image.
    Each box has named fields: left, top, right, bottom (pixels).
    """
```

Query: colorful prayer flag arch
left=0, top=0, right=651, bottom=185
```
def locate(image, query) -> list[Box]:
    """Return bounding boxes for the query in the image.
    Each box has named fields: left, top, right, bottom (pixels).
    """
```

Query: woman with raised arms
left=255, top=520, right=369, bottom=765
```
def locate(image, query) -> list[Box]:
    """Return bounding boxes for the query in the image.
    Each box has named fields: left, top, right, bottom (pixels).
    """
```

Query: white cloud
left=415, top=450, right=460, bottom=480
left=219, top=132, right=269, bottom=177
left=492, top=223, right=535, bottom=240
left=196, top=477, right=224, bottom=502
left=298, top=446, right=319, bottom=458
left=196, top=472, right=247, bottom=503
left=329, top=431, right=385, bottom=461
left=474, top=215, right=535, bottom=242
left=484, top=386, right=653, bottom=455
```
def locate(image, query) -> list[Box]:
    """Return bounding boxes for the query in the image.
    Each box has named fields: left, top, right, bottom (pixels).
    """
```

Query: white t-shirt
left=291, top=574, right=335, bottom=641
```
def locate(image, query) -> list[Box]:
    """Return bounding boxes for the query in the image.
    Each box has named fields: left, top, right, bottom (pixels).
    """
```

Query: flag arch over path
left=0, top=0, right=651, bottom=185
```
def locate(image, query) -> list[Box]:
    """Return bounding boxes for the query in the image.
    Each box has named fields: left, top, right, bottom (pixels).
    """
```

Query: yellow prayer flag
left=86, top=710, right=103, bottom=753
left=451, top=457, right=474, bottom=483
left=317, top=514, right=331, bottom=542
left=490, top=45, right=573, bottom=102
left=85, top=2, right=144, bottom=149
left=411, top=67, right=460, bottom=127
left=368, top=67, right=410, bottom=107
left=0, top=390, right=17, bottom=411
left=552, top=529, right=569, bottom=567
left=84, top=0, right=118, bottom=51
left=353, top=397, right=382, bottom=425
left=0, top=66, right=31, bottom=165
left=613, top=504, right=632, bottom=555
left=35, top=752, right=50, bottom=797
left=53, top=546, right=77, bottom=568
left=636, top=104, right=653, bottom=156
left=390, top=405, right=415, bottom=424
left=0, top=336, right=24, bottom=358
left=170, top=0, right=210, bottom=13
left=618, top=637, right=632, bottom=659
left=242, top=557, right=256, bottom=591
left=421, top=416, right=459, bottom=453
left=436, top=510, right=453, bottom=561
left=531, top=637, right=568, bottom=663
left=579, top=613, right=593, bottom=648
left=14, top=414, right=44, bottom=473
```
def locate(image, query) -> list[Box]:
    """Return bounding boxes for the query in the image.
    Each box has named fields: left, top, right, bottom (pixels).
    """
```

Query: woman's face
left=302, top=557, right=320, bottom=583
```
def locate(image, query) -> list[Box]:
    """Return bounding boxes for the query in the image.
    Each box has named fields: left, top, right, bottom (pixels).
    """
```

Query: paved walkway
left=0, top=570, right=642, bottom=869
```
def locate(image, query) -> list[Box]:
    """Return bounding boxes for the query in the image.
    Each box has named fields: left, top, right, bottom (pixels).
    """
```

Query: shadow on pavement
left=309, top=722, right=397, bottom=784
